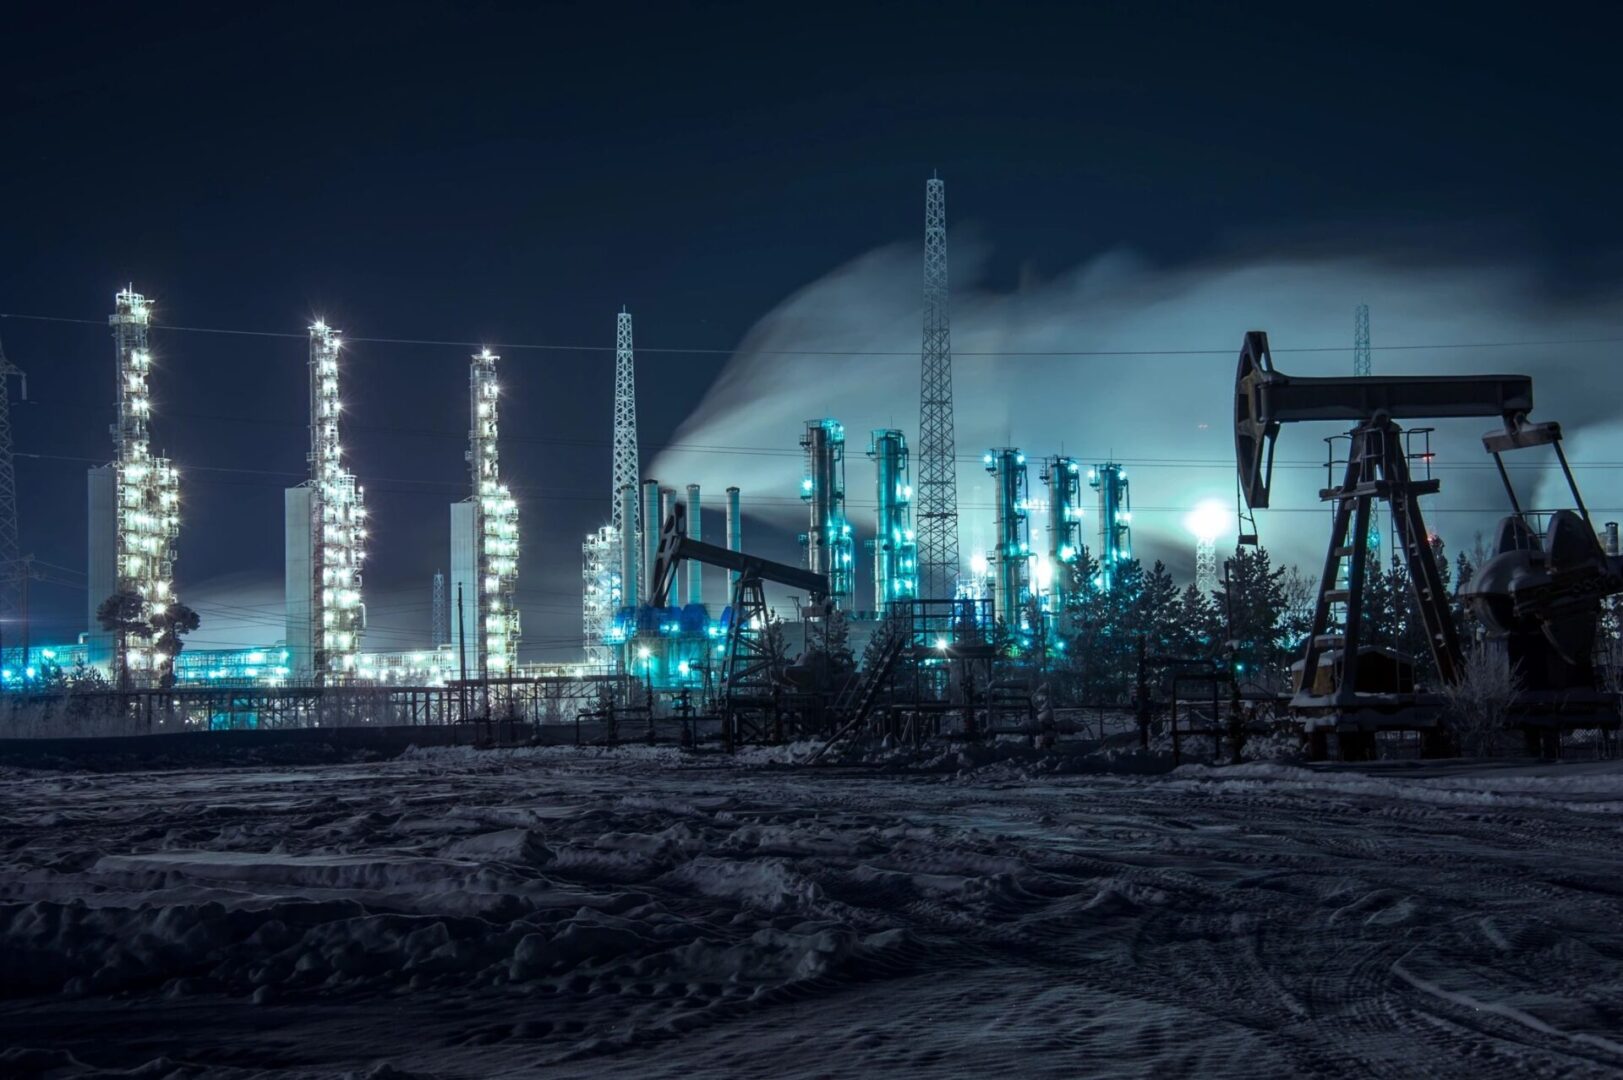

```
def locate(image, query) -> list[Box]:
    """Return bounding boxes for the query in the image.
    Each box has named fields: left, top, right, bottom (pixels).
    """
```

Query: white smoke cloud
left=654, top=238, right=1623, bottom=603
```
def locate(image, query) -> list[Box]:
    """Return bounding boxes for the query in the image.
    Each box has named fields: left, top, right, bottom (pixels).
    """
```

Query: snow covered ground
left=3, top=744, right=1623, bottom=1078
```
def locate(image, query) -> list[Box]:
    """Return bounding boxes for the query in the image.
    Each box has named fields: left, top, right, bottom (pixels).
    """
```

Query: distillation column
left=288, top=319, right=365, bottom=682
left=1089, top=462, right=1132, bottom=590
left=869, top=429, right=918, bottom=611
left=1040, top=456, right=1083, bottom=623
left=468, top=349, right=520, bottom=675
left=800, top=419, right=854, bottom=607
left=94, top=288, right=181, bottom=685
left=985, top=448, right=1031, bottom=627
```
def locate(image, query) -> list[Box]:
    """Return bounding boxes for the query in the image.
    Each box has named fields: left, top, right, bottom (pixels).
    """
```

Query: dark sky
left=3, top=2, right=1619, bottom=657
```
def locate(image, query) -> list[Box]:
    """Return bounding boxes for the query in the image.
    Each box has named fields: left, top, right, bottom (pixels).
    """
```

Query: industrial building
left=33, top=175, right=1163, bottom=708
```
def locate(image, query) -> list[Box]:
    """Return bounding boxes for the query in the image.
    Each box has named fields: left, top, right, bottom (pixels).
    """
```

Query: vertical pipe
left=1606, top=522, right=1619, bottom=557
left=801, top=419, right=852, bottom=606
left=641, top=479, right=661, bottom=606
left=869, top=429, right=916, bottom=611
left=985, top=449, right=1029, bottom=627
left=619, top=485, right=639, bottom=610
left=685, top=484, right=702, bottom=606
left=1043, top=457, right=1081, bottom=618
left=726, top=486, right=741, bottom=589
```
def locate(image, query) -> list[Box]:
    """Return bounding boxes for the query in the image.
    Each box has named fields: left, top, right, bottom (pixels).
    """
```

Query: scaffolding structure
left=916, top=174, right=960, bottom=600
left=468, top=349, right=520, bottom=675
left=305, top=320, right=365, bottom=679
left=869, top=429, right=918, bottom=611
left=107, top=288, right=181, bottom=685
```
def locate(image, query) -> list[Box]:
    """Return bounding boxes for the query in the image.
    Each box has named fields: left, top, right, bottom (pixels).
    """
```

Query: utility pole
left=456, top=582, right=468, bottom=722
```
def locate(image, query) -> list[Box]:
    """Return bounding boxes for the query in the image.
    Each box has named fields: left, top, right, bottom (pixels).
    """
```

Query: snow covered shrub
left=1441, top=646, right=1522, bottom=757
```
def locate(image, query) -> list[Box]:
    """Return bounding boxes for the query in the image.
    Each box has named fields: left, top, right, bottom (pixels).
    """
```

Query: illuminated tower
left=1088, top=462, right=1131, bottom=590
left=89, top=288, right=181, bottom=685
left=286, top=320, right=365, bottom=682
left=1039, top=456, right=1083, bottom=623
left=800, top=419, right=854, bottom=607
left=583, top=308, right=638, bottom=664
left=984, top=449, right=1031, bottom=627
left=868, top=429, right=918, bottom=611
left=916, top=174, right=959, bottom=600
left=453, top=349, right=520, bottom=676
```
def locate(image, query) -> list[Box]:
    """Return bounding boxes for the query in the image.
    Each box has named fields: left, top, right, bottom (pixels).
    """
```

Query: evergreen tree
left=1214, top=546, right=1290, bottom=687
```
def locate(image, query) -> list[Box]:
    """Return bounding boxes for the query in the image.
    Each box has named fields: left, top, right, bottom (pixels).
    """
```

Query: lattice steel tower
left=431, top=569, right=447, bottom=648
left=1354, top=303, right=1371, bottom=377
left=612, top=308, right=639, bottom=537
left=916, top=174, right=959, bottom=599
left=0, top=338, right=24, bottom=631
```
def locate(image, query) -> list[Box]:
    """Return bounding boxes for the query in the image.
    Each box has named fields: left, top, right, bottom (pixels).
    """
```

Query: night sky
left=4, top=3, right=1619, bottom=658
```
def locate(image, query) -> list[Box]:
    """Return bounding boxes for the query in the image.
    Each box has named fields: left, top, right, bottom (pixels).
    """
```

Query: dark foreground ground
left=2, top=743, right=1621, bottom=1078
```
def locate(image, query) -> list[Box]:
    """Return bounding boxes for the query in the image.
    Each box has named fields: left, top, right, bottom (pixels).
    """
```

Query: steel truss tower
left=916, top=175, right=960, bottom=600
left=108, top=288, right=180, bottom=685
left=1354, top=303, right=1372, bottom=377
left=432, top=569, right=447, bottom=648
left=612, top=309, right=638, bottom=537
left=469, top=349, right=520, bottom=674
left=584, top=309, right=639, bottom=666
left=308, top=320, right=365, bottom=678
left=0, top=339, right=24, bottom=636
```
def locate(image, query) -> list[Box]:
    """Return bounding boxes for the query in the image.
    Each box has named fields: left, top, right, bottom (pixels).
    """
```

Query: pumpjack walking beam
left=1234, top=330, right=1534, bottom=718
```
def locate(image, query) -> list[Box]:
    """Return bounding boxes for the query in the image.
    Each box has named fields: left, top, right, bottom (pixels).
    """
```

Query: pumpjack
left=1233, top=329, right=1622, bottom=757
left=648, top=502, right=829, bottom=747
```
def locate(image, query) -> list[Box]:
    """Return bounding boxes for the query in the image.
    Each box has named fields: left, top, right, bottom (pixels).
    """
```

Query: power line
left=4, top=309, right=1622, bottom=358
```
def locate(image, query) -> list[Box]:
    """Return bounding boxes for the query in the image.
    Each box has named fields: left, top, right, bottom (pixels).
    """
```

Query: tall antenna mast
left=916, top=174, right=960, bottom=599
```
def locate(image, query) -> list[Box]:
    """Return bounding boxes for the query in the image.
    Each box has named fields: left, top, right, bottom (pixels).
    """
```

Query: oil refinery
left=3, top=174, right=1618, bottom=768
